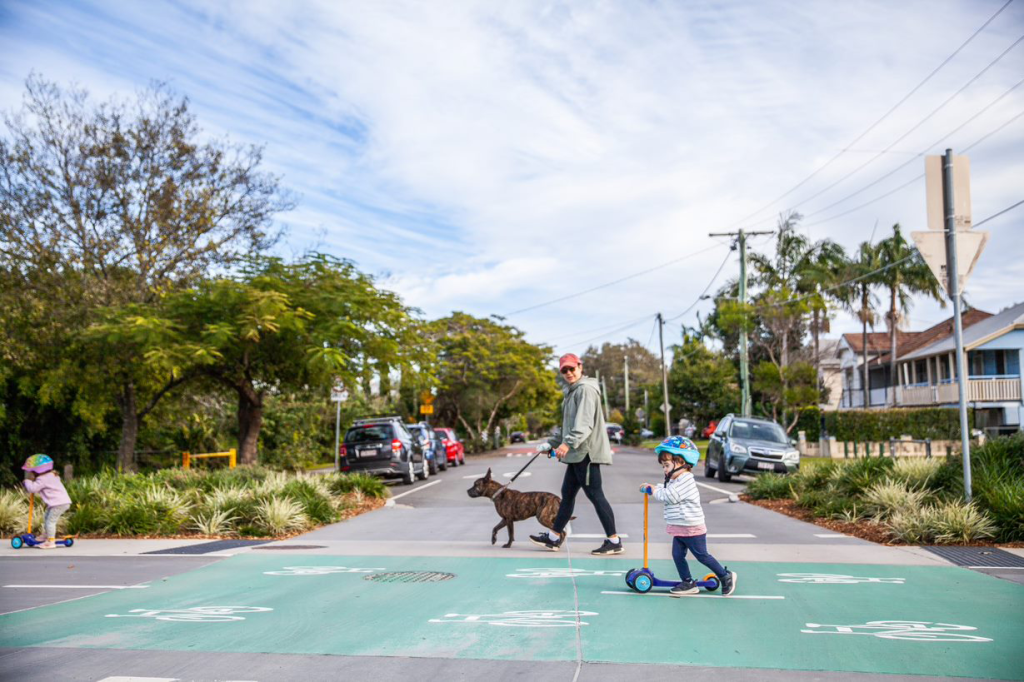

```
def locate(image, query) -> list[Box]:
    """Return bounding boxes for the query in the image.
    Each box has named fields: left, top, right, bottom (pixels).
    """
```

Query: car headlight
left=784, top=450, right=799, bottom=460
left=729, top=444, right=747, bottom=454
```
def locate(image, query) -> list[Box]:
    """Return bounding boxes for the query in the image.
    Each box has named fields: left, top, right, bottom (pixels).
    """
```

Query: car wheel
left=402, top=458, right=415, bottom=485
left=429, top=457, right=439, bottom=476
left=459, top=452, right=465, bottom=465
left=717, top=456, right=732, bottom=483
left=417, top=457, right=429, bottom=481
left=704, top=454, right=716, bottom=478
left=438, top=457, right=447, bottom=472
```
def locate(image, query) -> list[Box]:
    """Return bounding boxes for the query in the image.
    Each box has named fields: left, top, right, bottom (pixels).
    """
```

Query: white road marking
left=602, top=590, right=783, bottom=600
left=707, top=533, right=756, bottom=538
left=4, top=584, right=150, bottom=589
left=98, top=678, right=178, bottom=682
left=967, top=565, right=1024, bottom=570
left=695, top=481, right=740, bottom=498
left=569, top=534, right=630, bottom=539
left=385, top=479, right=442, bottom=504
left=0, top=592, right=100, bottom=616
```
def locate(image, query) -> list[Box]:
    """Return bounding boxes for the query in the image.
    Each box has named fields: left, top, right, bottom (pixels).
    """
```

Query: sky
left=2, top=0, right=1022, bottom=358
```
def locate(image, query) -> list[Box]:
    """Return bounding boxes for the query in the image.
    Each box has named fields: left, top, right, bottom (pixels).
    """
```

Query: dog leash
left=493, top=445, right=551, bottom=499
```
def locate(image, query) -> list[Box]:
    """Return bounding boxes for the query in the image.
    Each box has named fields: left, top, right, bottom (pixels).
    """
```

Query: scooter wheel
left=634, top=573, right=653, bottom=593
left=11, top=536, right=23, bottom=549
left=625, top=569, right=637, bottom=589
left=703, top=572, right=719, bottom=591
left=64, top=538, right=74, bottom=547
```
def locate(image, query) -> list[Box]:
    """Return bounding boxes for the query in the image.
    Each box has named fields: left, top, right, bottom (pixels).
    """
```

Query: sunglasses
left=560, top=365, right=578, bottom=374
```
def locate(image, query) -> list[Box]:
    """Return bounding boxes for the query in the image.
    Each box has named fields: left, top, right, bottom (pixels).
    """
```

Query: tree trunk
left=116, top=381, right=139, bottom=472
left=812, top=308, right=821, bottom=393
left=861, top=288, right=870, bottom=409
left=888, top=286, right=898, bottom=407
left=237, top=386, right=264, bottom=466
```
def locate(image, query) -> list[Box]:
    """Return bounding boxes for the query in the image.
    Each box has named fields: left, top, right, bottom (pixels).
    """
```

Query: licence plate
left=757, top=461, right=774, bottom=471
left=358, top=448, right=379, bottom=458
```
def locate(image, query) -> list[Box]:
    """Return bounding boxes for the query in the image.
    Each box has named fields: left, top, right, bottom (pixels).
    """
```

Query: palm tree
left=838, top=241, right=882, bottom=408
left=796, top=240, right=847, bottom=393
left=876, top=224, right=944, bottom=405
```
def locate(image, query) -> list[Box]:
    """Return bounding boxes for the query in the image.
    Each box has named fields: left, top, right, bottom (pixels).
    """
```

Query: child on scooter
left=21, top=455, right=72, bottom=549
left=641, top=436, right=736, bottom=597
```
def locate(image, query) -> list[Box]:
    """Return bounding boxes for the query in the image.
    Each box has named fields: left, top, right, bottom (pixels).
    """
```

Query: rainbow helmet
left=22, top=454, right=54, bottom=474
left=654, top=436, right=700, bottom=466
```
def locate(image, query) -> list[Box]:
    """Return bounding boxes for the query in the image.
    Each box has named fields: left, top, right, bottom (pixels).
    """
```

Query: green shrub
left=255, top=497, right=308, bottom=534
left=745, top=473, right=792, bottom=500
left=886, top=502, right=997, bottom=544
left=0, top=490, right=28, bottom=534
left=103, top=498, right=166, bottom=536
left=975, top=480, right=1024, bottom=542
left=325, top=472, right=388, bottom=499
left=794, top=407, right=971, bottom=441
left=190, top=509, right=238, bottom=536
left=863, top=480, right=930, bottom=520
left=887, top=458, right=942, bottom=490
left=831, top=456, right=894, bottom=496
left=63, top=501, right=106, bottom=535
left=788, top=460, right=837, bottom=494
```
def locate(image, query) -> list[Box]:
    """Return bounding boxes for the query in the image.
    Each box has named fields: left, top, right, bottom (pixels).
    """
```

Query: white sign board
left=331, top=387, right=349, bottom=403
left=925, top=155, right=971, bottom=231
left=911, top=230, right=988, bottom=294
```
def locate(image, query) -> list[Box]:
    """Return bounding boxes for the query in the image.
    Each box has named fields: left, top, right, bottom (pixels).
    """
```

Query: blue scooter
left=10, top=495, right=74, bottom=549
left=624, top=489, right=718, bottom=594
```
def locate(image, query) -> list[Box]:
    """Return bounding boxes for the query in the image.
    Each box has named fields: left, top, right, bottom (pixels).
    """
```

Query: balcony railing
left=900, top=377, right=1021, bottom=406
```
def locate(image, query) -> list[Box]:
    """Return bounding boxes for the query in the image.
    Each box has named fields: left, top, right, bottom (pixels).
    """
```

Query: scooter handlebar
left=639, top=485, right=653, bottom=495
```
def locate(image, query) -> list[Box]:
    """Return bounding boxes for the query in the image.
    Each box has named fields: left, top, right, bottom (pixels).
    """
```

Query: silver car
left=704, top=415, right=800, bottom=482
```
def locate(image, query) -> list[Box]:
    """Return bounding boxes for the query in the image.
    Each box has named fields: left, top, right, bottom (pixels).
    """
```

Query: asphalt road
left=0, top=444, right=1020, bottom=682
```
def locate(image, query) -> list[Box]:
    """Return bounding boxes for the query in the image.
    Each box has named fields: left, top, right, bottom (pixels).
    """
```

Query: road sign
left=420, top=405, right=434, bottom=415
left=911, top=230, right=988, bottom=294
left=926, top=155, right=971, bottom=231
left=661, top=402, right=672, bottom=414
left=635, top=408, right=645, bottom=420
left=420, top=390, right=435, bottom=405
left=331, top=387, right=349, bottom=403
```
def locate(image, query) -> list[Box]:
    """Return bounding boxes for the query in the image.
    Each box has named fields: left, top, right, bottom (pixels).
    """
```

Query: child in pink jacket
left=22, top=454, right=72, bottom=549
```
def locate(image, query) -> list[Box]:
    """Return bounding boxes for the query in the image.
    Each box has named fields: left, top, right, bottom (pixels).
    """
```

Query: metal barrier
left=182, top=448, right=237, bottom=469
left=888, top=438, right=933, bottom=459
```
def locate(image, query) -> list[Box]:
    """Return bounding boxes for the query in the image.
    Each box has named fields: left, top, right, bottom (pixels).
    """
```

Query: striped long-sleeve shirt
left=652, top=471, right=704, bottom=526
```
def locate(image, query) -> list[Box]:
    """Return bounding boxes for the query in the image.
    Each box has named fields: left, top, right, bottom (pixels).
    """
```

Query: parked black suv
left=341, top=417, right=428, bottom=485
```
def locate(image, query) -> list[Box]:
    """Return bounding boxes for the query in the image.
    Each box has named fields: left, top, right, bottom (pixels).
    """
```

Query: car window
left=395, top=424, right=412, bottom=440
left=716, top=418, right=729, bottom=435
left=345, top=425, right=392, bottom=443
left=730, top=420, right=788, bottom=443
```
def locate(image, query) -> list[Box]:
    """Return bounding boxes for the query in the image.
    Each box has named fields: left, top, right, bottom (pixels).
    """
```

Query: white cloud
left=2, top=0, right=1022, bottom=350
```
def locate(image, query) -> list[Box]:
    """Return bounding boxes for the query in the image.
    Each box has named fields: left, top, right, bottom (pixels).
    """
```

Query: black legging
left=553, top=456, right=617, bottom=536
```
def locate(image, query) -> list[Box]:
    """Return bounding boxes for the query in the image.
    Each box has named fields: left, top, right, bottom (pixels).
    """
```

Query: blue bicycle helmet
left=654, top=436, right=700, bottom=467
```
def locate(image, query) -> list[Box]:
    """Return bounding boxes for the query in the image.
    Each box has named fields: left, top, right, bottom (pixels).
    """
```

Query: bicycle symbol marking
left=778, top=572, right=905, bottom=585
left=801, top=620, right=991, bottom=642
left=105, top=606, right=273, bottom=622
left=506, top=568, right=626, bottom=579
left=264, top=566, right=386, bottom=576
left=429, top=610, right=598, bottom=628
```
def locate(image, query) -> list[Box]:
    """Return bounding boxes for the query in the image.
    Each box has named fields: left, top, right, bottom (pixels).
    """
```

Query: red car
left=434, top=427, right=466, bottom=466
left=702, top=420, right=719, bottom=439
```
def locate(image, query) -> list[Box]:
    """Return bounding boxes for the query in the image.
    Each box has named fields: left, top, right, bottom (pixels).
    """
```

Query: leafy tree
left=579, top=340, right=661, bottom=413
left=752, top=361, right=818, bottom=432
left=837, top=241, right=883, bottom=407
left=428, top=313, right=559, bottom=446
left=0, top=75, right=292, bottom=469
left=876, top=224, right=944, bottom=404
left=167, top=255, right=425, bottom=464
left=667, top=335, right=739, bottom=429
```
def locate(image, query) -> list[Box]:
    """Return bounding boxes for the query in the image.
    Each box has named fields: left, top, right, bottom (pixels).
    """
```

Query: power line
left=974, top=198, right=1024, bottom=227
left=664, top=249, right=734, bottom=322
left=504, top=242, right=725, bottom=316
left=721, top=0, right=1016, bottom=231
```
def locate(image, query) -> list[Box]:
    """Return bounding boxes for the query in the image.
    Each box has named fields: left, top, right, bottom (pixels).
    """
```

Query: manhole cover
left=253, top=545, right=326, bottom=550
left=925, top=546, right=1024, bottom=568
left=364, top=571, right=455, bottom=583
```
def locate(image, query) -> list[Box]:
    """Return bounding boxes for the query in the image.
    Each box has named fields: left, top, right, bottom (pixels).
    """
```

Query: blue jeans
left=671, top=534, right=727, bottom=583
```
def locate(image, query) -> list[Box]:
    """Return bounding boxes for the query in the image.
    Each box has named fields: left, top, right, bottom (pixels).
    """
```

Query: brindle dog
left=466, top=468, right=571, bottom=548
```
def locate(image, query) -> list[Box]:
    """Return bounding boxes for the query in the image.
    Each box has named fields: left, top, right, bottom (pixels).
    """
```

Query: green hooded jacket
left=548, top=375, right=613, bottom=465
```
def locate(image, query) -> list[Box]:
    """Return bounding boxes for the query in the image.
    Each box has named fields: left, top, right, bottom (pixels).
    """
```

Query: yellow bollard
left=183, top=451, right=190, bottom=470
left=229, top=448, right=237, bottom=469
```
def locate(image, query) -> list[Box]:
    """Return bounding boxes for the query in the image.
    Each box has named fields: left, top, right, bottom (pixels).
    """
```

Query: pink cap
left=558, top=353, right=581, bottom=370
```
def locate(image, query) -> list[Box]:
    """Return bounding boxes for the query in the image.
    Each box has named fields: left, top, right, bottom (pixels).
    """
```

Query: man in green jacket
left=530, top=353, right=623, bottom=554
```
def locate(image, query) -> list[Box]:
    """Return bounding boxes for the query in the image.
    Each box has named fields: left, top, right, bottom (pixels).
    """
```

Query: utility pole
left=943, top=148, right=972, bottom=503
left=644, top=389, right=649, bottom=429
left=657, top=313, right=670, bottom=437
left=709, top=227, right=773, bottom=417
left=624, top=355, right=630, bottom=415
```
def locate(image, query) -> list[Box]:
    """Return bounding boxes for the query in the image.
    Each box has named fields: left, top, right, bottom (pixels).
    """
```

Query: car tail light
left=391, top=439, right=402, bottom=454
left=338, top=444, right=348, bottom=458
left=341, top=465, right=351, bottom=472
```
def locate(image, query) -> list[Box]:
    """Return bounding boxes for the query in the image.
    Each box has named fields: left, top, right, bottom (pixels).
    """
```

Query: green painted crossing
left=1, top=554, right=1021, bottom=679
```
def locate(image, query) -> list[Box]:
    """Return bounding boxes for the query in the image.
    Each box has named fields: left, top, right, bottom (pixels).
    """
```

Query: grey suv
left=341, top=417, right=428, bottom=485
left=704, top=414, right=799, bottom=482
